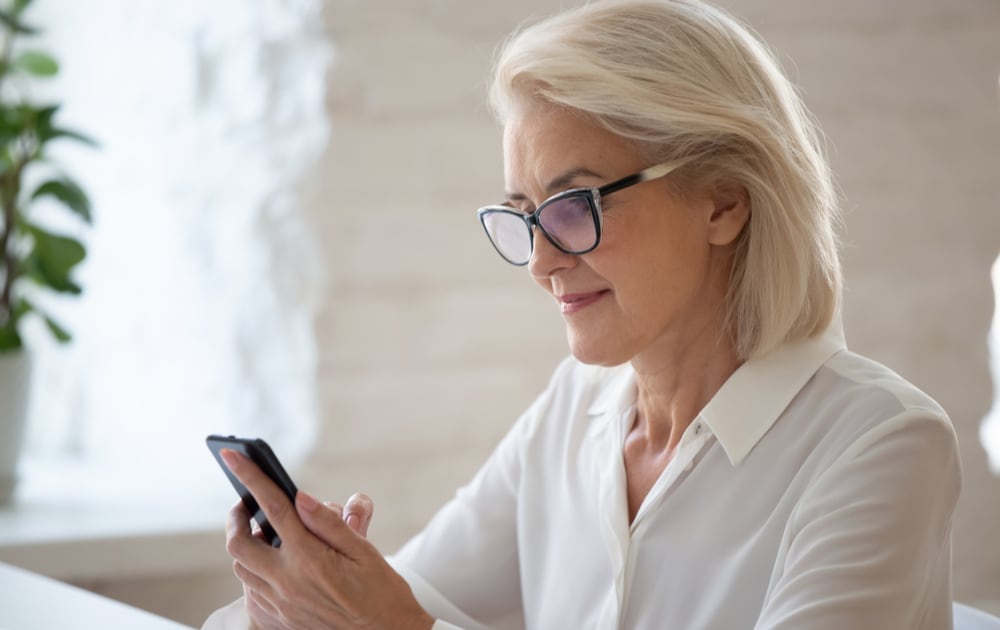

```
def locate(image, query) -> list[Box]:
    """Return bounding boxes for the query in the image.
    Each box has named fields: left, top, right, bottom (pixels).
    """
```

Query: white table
left=0, top=561, right=195, bottom=629
left=0, top=462, right=240, bottom=627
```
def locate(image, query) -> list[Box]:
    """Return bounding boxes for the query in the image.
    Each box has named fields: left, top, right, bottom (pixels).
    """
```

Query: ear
left=706, top=180, right=751, bottom=247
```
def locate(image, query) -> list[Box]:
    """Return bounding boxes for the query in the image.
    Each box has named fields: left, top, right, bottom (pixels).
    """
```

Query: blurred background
left=0, top=0, right=997, bottom=626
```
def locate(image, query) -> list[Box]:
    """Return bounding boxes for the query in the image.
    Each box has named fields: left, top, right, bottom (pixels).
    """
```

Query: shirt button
left=694, top=422, right=703, bottom=435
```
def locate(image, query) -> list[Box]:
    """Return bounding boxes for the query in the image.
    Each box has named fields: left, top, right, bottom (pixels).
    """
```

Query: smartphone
left=206, top=434, right=299, bottom=547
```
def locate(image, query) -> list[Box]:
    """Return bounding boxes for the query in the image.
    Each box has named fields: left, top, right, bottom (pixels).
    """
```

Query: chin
left=567, top=332, right=632, bottom=367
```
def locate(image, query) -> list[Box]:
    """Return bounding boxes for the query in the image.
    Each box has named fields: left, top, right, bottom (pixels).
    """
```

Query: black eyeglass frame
left=476, top=159, right=687, bottom=266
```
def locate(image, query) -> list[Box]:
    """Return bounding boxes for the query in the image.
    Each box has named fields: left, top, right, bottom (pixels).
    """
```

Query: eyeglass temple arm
left=598, top=160, right=684, bottom=196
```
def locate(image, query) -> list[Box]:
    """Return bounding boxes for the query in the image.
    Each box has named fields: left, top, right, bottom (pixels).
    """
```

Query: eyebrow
left=504, top=167, right=605, bottom=202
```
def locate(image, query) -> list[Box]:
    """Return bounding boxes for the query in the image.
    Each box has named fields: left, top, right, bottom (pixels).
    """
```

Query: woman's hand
left=318, top=492, right=375, bottom=539
left=222, top=450, right=434, bottom=630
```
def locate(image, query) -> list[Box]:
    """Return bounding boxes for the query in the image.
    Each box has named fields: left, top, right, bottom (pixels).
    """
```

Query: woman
left=206, top=1, right=961, bottom=628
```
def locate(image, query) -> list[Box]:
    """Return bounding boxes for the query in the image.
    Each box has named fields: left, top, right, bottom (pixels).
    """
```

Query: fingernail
left=346, top=513, right=360, bottom=530
left=297, top=490, right=319, bottom=512
left=220, top=449, right=240, bottom=469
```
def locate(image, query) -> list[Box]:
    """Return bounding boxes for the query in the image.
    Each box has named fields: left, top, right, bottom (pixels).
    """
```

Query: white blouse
left=391, top=324, right=961, bottom=630
left=202, top=324, right=961, bottom=630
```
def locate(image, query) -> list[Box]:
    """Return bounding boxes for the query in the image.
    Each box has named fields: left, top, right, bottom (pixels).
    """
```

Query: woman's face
left=502, top=105, right=747, bottom=368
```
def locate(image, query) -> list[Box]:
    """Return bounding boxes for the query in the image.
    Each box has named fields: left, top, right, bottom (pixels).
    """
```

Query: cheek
left=600, top=209, right=712, bottom=303
left=602, top=201, right=701, bottom=263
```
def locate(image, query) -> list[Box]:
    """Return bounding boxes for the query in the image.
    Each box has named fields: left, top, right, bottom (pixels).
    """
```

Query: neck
left=631, top=315, right=742, bottom=454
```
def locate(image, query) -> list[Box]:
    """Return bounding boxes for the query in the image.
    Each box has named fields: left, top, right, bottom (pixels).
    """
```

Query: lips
left=558, top=290, right=610, bottom=314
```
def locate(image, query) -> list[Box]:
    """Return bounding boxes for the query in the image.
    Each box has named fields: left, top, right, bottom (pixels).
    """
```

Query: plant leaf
left=0, top=323, right=22, bottom=352
left=32, top=104, right=60, bottom=142
left=13, top=297, right=70, bottom=344
left=12, top=297, right=32, bottom=320
left=23, top=224, right=86, bottom=294
left=0, top=104, right=33, bottom=134
left=42, top=313, right=71, bottom=342
left=0, top=105, right=46, bottom=160
left=32, top=105, right=98, bottom=148
left=13, top=51, right=58, bottom=77
left=47, top=127, right=98, bottom=147
left=31, top=178, right=92, bottom=223
left=13, top=0, right=34, bottom=14
left=0, top=10, right=37, bottom=34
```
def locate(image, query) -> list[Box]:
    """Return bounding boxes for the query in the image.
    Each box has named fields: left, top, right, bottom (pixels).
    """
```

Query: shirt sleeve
left=388, top=401, right=534, bottom=630
left=755, top=410, right=962, bottom=629
left=200, top=597, right=249, bottom=630
left=388, top=360, right=571, bottom=630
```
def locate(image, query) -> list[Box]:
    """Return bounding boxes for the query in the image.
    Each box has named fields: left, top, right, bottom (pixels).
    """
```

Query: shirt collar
left=586, top=317, right=847, bottom=466
left=701, top=318, right=846, bottom=465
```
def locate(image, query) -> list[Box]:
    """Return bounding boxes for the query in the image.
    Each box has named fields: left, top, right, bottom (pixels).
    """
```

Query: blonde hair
left=489, top=0, right=842, bottom=360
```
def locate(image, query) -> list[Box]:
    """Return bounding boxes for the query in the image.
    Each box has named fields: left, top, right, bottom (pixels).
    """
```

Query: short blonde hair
left=489, top=0, right=842, bottom=360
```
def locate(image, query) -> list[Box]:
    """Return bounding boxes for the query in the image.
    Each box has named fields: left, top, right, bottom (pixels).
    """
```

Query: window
left=20, top=0, right=332, bottom=500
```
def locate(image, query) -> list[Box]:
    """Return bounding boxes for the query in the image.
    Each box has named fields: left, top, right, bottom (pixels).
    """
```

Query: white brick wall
left=301, top=0, right=572, bottom=557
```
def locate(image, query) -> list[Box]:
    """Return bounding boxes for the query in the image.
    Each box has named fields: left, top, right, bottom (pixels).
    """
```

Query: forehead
left=501, top=105, right=644, bottom=195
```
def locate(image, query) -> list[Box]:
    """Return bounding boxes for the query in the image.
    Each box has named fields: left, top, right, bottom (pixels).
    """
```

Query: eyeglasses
left=476, top=159, right=686, bottom=266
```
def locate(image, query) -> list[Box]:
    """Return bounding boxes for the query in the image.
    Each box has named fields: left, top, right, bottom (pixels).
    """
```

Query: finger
left=229, top=504, right=269, bottom=543
left=221, top=449, right=304, bottom=546
left=226, top=497, right=278, bottom=576
left=295, top=490, right=365, bottom=558
left=323, top=501, right=344, bottom=518
left=227, top=523, right=275, bottom=575
left=227, top=500, right=257, bottom=547
left=245, top=588, right=280, bottom=625
left=228, top=499, right=268, bottom=543
left=251, top=526, right=268, bottom=542
left=233, top=560, right=271, bottom=594
left=343, top=493, right=374, bottom=537
left=233, top=560, right=278, bottom=607
left=323, top=500, right=362, bottom=533
left=247, top=588, right=278, bottom=616
left=226, top=500, right=251, bottom=535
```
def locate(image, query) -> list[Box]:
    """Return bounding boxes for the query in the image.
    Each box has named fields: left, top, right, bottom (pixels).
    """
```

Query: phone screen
left=206, top=435, right=299, bottom=547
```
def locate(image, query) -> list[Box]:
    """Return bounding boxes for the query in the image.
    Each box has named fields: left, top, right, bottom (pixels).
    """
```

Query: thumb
left=342, top=493, right=374, bottom=538
left=295, top=491, right=363, bottom=558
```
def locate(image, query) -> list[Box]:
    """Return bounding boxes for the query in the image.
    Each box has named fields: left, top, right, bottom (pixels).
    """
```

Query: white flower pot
left=0, top=352, right=31, bottom=504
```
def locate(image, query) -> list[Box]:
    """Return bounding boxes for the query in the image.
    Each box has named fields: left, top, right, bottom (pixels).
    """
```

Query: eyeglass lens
left=484, top=194, right=598, bottom=264
left=539, top=195, right=595, bottom=252
left=483, top=211, right=533, bottom=264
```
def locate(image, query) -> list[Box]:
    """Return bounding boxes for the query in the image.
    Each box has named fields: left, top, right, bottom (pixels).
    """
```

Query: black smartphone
left=206, top=434, right=299, bottom=547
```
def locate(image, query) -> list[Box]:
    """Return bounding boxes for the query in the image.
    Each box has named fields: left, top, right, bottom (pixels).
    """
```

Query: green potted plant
left=0, top=0, right=93, bottom=503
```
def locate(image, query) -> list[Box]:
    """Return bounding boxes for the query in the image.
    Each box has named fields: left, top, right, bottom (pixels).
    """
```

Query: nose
left=528, top=226, right=575, bottom=280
